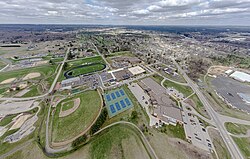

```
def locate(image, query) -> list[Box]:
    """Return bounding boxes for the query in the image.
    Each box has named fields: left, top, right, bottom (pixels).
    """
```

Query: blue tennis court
left=120, top=100, right=126, bottom=108
left=106, top=94, right=111, bottom=101
left=111, top=93, right=116, bottom=99
left=110, top=104, right=116, bottom=113
left=115, top=102, right=121, bottom=110
left=105, top=88, right=134, bottom=118
left=119, top=89, right=125, bottom=96
left=115, top=91, right=121, bottom=97
left=125, top=98, right=131, bottom=106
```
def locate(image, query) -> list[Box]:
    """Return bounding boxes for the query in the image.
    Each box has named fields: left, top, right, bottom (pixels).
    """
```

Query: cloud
left=0, top=0, right=249, bottom=25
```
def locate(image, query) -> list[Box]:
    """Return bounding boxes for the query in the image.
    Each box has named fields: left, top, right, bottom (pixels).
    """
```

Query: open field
left=3, top=124, right=149, bottom=159
left=67, top=56, right=105, bottom=70
left=0, top=64, right=58, bottom=84
left=163, top=79, right=193, bottom=97
left=232, top=137, right=250, bottom=158
left=148, top=128, right=212, bottom=159
left=52, top=90, right=102, bottom=142
left=208, top=128, right=231, bottom=159
left=90, top=124, right=150, bottom=159
left=225, top=122, right=250, bottom=135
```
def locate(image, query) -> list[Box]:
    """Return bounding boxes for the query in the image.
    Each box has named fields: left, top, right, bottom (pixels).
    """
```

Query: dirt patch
left=208, top=66, right=230, bottom=76
left=168, top=137, right=212, bottom=159
left=59, top=98, right=80, bottom=118
left=0, top=78, right=16, bottom=84
left=23, top=72, right=41, bottom=80
left=10, top=114, right=32, bottom=130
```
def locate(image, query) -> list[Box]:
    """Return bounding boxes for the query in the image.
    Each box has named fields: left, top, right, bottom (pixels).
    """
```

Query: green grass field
left=67, top=56, right=105, bottom=70
left=0, top=60, right=7, bottom=70
left=159, top=123, right=186, bottom=140
left=68, top=63, right=105, bottom=77
left=232, top=137, right=250, bottom=158
left=0, top=64, right=58, bottom=84
left=163, top=80, right=193, bottom=97
left=62, top=100, right=74, bottom=111
left=0, top=114, right=17, bottom=126
left=90, top=124, right=150, bottom=159
left=225, top=123, right=250, bottom=135
left=52, top=90, right=102, bottom=142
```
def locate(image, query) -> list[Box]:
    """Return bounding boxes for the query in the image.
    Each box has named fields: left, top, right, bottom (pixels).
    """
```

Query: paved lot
left=211, top=75, right=250, bottom=113
left=182, top=103, right=214, bottom=152
left=0, top=101, right=38, bottom=116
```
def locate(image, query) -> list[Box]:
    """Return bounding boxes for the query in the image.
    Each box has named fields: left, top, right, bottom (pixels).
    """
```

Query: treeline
left=90, top=108, right=108, bottom=135
left=72, top=134, right=87, bottom=148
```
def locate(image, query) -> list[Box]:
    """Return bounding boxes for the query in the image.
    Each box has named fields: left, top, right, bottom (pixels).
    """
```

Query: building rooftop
left=230, top=71, right=250, bottom=82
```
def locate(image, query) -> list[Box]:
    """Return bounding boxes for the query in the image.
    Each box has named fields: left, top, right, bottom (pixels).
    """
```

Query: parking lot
left=212, top=75, right=250, bottom=113
left=182, top=103, right=214, bottom=152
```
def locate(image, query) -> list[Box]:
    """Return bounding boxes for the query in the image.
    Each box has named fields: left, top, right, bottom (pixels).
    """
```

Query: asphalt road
left=172, top=59, right=245, bottom=159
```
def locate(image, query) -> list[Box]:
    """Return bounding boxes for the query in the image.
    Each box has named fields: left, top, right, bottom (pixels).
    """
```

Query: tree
left=63, top=62, right=68, bottom=70
left=131, top=111, right=138, bottom=120
left=72, top=134, right=87, bottom=148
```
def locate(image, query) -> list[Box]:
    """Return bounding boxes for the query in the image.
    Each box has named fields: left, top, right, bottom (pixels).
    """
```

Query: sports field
left=0, top=64, right=58, bottom=84
left=105, top=88, right=134, bottom=118
left=52, top=90, right=102, bottom=142
left=64, top=63, right=106, bottom=78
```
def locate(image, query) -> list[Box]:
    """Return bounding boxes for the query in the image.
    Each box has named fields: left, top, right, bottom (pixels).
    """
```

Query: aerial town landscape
left=0, top=24, right=249, bottom=159
left=0, top=1, right=250, bottom=159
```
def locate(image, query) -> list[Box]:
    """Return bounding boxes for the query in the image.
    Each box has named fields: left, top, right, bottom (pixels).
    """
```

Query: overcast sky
left=0, top=0, right=250, bottom=26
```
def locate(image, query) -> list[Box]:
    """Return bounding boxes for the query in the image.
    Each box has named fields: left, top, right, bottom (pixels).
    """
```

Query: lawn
left=52, top=90, right=102, bottom=142
left=90, top=124, right=150, bottom=159
left=159, top=123, right=186, bottom=140
left=21, top=85, right=41, bottom=97
left=0, top=114, right=17, bottom=126
left=151, top=74, right=164, bottom=84
left=232, top=137, right=250, bottom=158
left=208, top=129, right=231, bottom=159
left=189, top=94, right=210, bottom=118
left=163, top=79, right=193, bottom=97
left=62, top=100, right=74, bottom=111
left=225, top=123, right=250, bottom=135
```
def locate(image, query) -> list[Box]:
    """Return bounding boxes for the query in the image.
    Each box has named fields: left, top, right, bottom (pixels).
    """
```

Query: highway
left=0, top=48, right=70, bottom=101
left=172, top=59, right=244, bottom=159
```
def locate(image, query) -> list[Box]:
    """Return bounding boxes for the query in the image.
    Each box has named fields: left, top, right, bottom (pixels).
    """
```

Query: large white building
left=229, top=71, right=250, bottom=83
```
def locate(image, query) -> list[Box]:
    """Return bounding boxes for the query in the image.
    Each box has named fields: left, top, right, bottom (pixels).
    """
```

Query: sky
left=0, top=0, right=250, bottom=26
